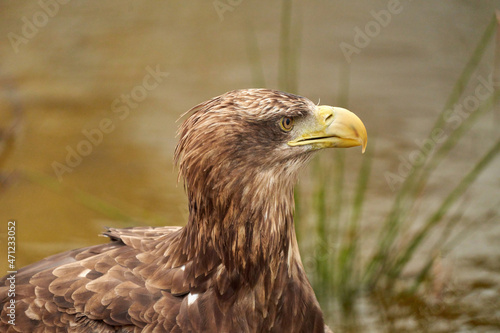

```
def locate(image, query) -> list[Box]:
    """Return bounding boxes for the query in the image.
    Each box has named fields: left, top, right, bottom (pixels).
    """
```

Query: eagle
left=0, top=89, right=367, bottom=333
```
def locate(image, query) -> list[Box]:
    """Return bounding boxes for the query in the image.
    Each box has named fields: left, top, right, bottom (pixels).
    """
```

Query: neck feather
left=181, top=161, right=307, bottom=283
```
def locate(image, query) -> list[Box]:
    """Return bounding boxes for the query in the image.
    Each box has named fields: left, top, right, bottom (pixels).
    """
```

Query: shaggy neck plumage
left=181, top=163, right=302, bottom=282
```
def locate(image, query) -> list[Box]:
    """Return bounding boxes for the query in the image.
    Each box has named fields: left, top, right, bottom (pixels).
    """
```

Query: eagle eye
left=279, top=117, right=294, bottom=132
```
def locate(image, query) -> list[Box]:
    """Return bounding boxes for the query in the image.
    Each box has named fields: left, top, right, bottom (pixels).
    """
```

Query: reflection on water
left=1, top=1, right=499, bottom=331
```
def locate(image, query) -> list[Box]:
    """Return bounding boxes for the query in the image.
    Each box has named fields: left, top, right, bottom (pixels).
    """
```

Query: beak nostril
left=325, top=113, right=333, bottom=124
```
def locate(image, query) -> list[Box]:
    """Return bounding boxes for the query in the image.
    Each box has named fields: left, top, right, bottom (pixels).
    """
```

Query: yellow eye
left=280, top=117, right=294, bottom=132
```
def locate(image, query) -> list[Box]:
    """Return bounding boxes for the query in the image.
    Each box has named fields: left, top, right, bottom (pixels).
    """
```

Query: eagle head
left=175, top=89, right=366, bottom=198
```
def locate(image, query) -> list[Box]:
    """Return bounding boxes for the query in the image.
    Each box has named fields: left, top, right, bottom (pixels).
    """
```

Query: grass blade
left=389, top=137, right=500, bottom=279
left=363, top=15, right=498, bottom=286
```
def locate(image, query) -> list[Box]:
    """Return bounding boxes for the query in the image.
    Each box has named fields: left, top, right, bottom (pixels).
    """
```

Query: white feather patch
left=78, top=268, right=91, bottom=278
left=287, top=239, right=292, bottom=268
left=187, top=293, right=199, bottom=306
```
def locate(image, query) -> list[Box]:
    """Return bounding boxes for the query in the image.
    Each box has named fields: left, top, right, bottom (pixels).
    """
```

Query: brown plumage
left=0, top=89, right=367, bottom=332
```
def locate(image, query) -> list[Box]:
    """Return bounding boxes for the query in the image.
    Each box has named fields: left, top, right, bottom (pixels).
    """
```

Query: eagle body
left=1, top=89, right=366, bottom=332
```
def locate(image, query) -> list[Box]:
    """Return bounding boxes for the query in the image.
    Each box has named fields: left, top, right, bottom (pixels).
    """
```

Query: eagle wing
left=0, top=226, right=214, bottom=332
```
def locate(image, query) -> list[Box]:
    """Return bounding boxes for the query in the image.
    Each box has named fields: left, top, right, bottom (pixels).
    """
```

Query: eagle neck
left=183, top=164, right=301, bottom=284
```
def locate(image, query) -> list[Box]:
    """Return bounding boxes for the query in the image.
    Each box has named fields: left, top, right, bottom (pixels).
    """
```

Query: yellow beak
left=287, top=106, right=367, bottom=153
